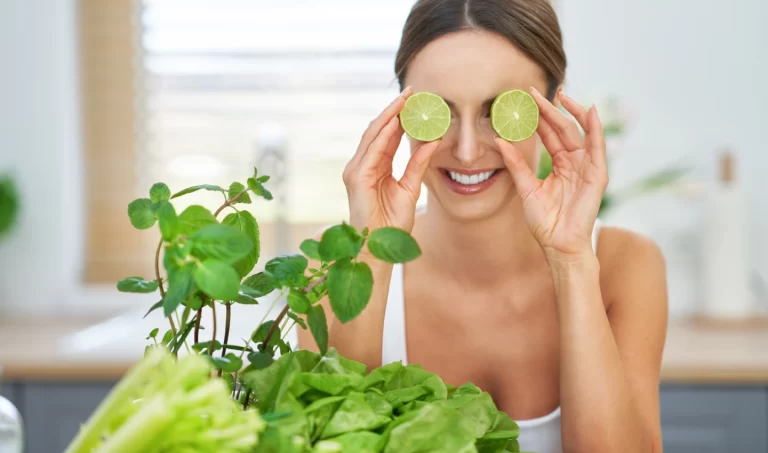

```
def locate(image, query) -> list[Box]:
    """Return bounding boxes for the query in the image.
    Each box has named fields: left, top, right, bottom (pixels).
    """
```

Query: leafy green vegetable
left=64, top=348, right=265, bottom=453
left=76, top=169, right=530, bottom=453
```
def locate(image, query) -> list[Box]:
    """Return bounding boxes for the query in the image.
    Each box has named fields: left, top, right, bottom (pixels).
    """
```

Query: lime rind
left=399, top=92, right=451, bottom=142
left=491, top=89, right=539, bottom=142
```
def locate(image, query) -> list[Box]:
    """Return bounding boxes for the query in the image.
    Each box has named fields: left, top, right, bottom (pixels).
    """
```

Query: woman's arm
left=549, top=229, right=667, bottom=453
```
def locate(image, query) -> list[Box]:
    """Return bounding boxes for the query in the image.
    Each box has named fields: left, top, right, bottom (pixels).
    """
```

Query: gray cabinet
left=2, top=380, right=768, bottom=452
left=4, top=380, right=116, bottom=453
left=660, top=385, right=768, bottom=453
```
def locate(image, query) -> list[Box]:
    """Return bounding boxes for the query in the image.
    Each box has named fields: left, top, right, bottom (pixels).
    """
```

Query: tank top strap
left=382, top=262, right=408, bottom=365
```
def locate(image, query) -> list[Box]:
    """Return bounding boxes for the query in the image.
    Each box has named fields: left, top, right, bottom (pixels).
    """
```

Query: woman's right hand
left=343, top=86, right=442, bottom=233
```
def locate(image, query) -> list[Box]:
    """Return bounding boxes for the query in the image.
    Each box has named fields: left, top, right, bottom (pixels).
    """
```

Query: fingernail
left=401, top=86, right=412, bottom=96
left=530, top=86, right=540, bottom=96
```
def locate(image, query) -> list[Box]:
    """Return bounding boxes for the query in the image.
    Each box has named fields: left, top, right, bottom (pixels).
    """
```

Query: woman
left=299, top=0, right=668, bottom=452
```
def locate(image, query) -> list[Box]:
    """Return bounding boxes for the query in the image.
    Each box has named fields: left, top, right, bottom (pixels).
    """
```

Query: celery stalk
left=95, top=396, right=173, bottom=453
left=63, top=348, right=170, bottom=453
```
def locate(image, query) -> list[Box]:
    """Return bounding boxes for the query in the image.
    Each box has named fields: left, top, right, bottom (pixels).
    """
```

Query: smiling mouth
left=438, top=168, right=505, bottom=195
left=443, top=169, right=499, bottom=185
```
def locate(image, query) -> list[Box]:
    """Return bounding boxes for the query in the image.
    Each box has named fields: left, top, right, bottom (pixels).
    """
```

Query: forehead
left=403, top=29, right=547, bottom=103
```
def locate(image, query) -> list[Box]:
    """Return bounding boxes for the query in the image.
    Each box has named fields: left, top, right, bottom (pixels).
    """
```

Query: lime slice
left=399, top=91, right=451, bottom=142
left=491, top=89, right=539, bottom=142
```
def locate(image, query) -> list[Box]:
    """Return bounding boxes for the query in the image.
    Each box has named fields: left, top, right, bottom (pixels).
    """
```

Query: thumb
left=494, top=136, right=541, bottom=201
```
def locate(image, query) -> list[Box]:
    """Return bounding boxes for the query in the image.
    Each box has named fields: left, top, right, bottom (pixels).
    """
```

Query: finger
left=494, top=136, right=541, bottom=201
left=558, top=91, right=589, bottom=133
left=398, top=140, right=441, bottom=196
left=348, top=87, right=412, bottom=170
left=359, top=116, right=403, bottom=172
left=585, top=106, right=607, bottom=169
left=536, top=114, right=566, bottom=157
left=530, top=86, right=583, bottom=151
left=382, top=121, right=405, bottom=162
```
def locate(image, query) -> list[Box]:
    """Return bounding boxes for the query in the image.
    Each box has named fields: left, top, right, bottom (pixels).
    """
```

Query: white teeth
left=448, top=170, right=497, bottom=185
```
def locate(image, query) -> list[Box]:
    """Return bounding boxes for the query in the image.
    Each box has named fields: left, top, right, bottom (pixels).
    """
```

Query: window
left=80, top=0, right=418, bottom=283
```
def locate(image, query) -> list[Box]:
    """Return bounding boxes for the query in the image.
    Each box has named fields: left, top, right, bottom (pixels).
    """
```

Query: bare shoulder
left=595, top=226, right=668, bottom=311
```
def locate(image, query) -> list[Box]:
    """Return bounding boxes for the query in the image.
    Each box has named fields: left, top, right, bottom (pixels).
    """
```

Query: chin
left=424, top=167, right=514, bottom=222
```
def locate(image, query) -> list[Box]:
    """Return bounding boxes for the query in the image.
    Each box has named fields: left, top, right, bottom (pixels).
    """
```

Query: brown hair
left=395, top=0, right=566, bottom=100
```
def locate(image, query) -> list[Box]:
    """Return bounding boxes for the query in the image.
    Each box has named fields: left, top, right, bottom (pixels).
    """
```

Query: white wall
left=558, top=0, right=768, bottom=316
left=0, top=0, right=90, bottom=316
left=0, top=0, right=766, bottom=317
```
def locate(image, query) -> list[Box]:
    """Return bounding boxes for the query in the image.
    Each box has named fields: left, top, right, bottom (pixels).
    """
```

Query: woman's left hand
left=494, top=87, right=608, bottom=258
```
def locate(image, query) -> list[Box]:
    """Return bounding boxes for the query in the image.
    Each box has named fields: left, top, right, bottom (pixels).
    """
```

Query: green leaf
left=161, top=329, right=174, bottom=345
left=177, top=205, right=218, bottom=236
left=222, top=210, right=260, bottom=276
left=242, top=272, right=276, bottom=297
left=300, top=239, right=322, bottom=261
left=367, top=227, right=421, bottom=264
left=306, top=278, right=328, bottom=304
left=265, top=254, right=308, bottom=287
left=237, top=292, right=260, bottom=304
left=228, top=181, right=252, bottom=204
left=127, top=198, right=156, bottom=229
left=162, top=263, right=196, bottom=316
left=286, top=311, right=308, bottom=330
left=0, top=175, right=19, bottom=237
left=247, top=177, right=273, bottom=200
left=287, top=289, right=311, bottom=315
left=256, top=175, right=270, bottom=183
left=327, top=260, right=373, bottom=323
left=209, top=353, right=243, bottom=372
left=188, top=224, right=252, bottom=263
left=247, top=351, right=275, bottom=370
left=155, top=200, right=179, bottom=240
left=170, top=184, right=226, bottom=199
left=303, top=373, right=364, bottom=397
left=183, top=293, right=204, bottom=310
left=193, top=260, right=240, bottom=301
left=308, top=305, right=329, bottom=354
left=536, top=149, right=553, bottom=180
left=318, top=225, right=362, bottom=262
left=116, top=276, right=158, bottom=293
left=143, top=300, right=163, bottom=318
left=149, top=183, right=171, bottom=203
left=146, top=328, right=159, bottom=340
left=382, top=403, right=476, bottom=453
left=251, top=320, right=281, bottom=348
left=192, top=340, right=222, bottom=352
left=320, top=392, right=390, bottom=439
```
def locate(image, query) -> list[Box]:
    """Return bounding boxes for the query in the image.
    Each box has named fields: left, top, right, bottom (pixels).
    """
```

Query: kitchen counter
left=1, top=315, right=768, bottom=384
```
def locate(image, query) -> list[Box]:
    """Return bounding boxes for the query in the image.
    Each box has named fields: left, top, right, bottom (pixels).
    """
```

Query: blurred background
left=1, top=0, right=767, bottom=452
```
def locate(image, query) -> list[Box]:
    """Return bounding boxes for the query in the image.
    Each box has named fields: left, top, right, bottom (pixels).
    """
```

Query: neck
left=415, top=197, right=546, bottom=286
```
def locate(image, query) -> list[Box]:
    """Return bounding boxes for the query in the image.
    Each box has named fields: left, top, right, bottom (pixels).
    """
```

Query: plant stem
left=242, top=389, right=252, bottom=410
left=218, top=302, right=232, bottom=377
left=208, top=299, right=217, bottom=356
left=214, top=189, right=248, bottom=217
left=281, top=321, right=296, bottom=340
left=261, top=275, right=328, bottom=351
left=155, top=239, right=177, bottom=337
left=194, top=307, right=203, bottom=344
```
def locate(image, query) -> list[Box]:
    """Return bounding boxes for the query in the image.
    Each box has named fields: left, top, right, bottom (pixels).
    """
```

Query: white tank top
left=382, top=220, right=602, bottom=453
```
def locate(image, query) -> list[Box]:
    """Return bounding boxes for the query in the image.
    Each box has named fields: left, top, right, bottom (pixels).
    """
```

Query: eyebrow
left=443, top=96, right=497, bottom=111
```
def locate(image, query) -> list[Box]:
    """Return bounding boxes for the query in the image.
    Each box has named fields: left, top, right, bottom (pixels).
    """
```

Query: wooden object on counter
left=661, top=317, right=768, bottom=384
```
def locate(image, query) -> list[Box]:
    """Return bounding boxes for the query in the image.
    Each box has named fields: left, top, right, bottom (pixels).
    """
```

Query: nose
left=451, top=118, right=485, bottom=167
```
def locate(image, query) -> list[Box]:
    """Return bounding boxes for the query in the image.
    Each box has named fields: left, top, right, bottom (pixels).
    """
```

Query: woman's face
left=403, top=29, right=551, bottom=221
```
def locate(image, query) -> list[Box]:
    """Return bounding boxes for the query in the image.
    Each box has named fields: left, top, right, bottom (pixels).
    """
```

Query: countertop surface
left=1, top=315, right=768, bottom=384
